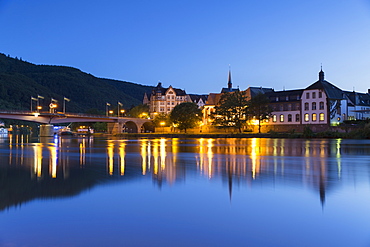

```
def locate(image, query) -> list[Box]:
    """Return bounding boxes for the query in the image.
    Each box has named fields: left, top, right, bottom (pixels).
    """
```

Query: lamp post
left=118, top=102, right=123, bottom=117
left=120, top=109, right=125, bottom=117
left=106, top=103, right=111, bottom=116
left=31, top=97, right=37, bottom=112
left=109, top=110, right=113, bottom=116
left=63, top=97, right=70, bottom=114
left=37, top=95, right=44, bottom=113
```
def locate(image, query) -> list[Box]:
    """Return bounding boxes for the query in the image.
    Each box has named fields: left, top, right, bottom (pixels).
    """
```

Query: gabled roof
left=221, top=88, right=239, bottom=93
left=205, top=93, right=222, bottom=105
left=150, top=82, right=187, bottom=96
left=305, top=70, right=344, bottom=99
left=344, top=91, right=370, bottom=106
left=189, top=94, right=208, bottom=103
left=248, top=87, right=274, bottom=97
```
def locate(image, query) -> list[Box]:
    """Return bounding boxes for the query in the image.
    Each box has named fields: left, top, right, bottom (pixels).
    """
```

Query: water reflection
left=1, top=136, right=370, bottom=210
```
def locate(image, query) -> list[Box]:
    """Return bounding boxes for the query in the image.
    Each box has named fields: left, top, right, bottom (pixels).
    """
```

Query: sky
left=1, top=0, right=370, bottom=95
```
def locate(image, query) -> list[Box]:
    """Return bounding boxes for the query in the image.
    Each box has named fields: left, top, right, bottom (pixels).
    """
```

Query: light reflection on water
left=1, top=135, right=370, bottom=246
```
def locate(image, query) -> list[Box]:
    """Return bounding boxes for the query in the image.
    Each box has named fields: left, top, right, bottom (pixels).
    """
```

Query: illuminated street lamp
left=109, top=110, right=114, bottom=116
left=120, top=109, right=125, bottom=117
left=49, top=102, right=58, bottom=113
left=160, top=121, right=165, bottom=133
left=37, top=95, right=44, bottom=113
left=118, top=102, right=123, bottom=117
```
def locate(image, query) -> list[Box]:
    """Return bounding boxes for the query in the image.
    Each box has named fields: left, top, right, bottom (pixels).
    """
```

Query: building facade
left=144, top=82, right=191, bottom=118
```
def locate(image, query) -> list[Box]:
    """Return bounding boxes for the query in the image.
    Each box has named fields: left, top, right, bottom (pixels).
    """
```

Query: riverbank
left=103, top=130, right=367, bottom=139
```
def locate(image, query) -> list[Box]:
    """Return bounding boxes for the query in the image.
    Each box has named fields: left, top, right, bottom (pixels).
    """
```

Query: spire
left=319, top=65, right=325, bottom=81
left=228, top=65, right=232, bottom=90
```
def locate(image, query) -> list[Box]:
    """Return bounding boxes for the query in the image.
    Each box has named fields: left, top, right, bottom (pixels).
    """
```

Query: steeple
left=319, top=65, right=325, bottom=81
left=228, top=65, right=232, bottom=90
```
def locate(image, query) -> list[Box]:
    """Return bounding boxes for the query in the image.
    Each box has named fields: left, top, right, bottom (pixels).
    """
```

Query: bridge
left=0, top=111, right=152, bottom=135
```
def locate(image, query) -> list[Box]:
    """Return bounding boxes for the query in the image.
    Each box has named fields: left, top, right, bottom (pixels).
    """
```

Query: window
left=276, top=97, right=279, bottom=102
left=312, top=92, right=316, bottom=99
left=319, top=92, right=322, bottom=98
left=295, top=114, right=300, bottom=122
left=172, top=102, right=174, bottom=105
left=319, top=102, right=324, bottom=110
left=312, top=113, right=317, bottom=121
left=167, top=102, right=170, bottom=105
left=172, top=96, right=174, bottom=99
left=304, top=114, right=309, bottom=122
left=288, top=114, right=292, bottom=122
left=286, top=96, right=289, bottom=101
left=304, top=103, right=309, bottom=111
left=312, top=102, right=316, bottom=110
left=280, top=114, right=284, bottom=122
left=280, top=104, right=284, bottom=111
left=306, top=92, right=310, bottom=99
left=273, top=115, right=277, bottom=122
left=167, top=96, right=170, bottom=100
left=319, top=113, right=325, bottom=121
left=160, top=108, right=164, bottom=112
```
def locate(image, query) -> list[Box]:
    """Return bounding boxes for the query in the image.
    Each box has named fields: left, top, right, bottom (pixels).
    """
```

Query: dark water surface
left=1, top=135, right=370, bottom=247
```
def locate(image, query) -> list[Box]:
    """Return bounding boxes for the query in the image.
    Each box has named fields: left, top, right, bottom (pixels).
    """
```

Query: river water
left=1, top=135, right=370, bottom=247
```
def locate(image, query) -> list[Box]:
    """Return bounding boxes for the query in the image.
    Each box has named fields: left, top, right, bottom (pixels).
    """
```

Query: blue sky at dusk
left=1, top=0, right=370, bottom=94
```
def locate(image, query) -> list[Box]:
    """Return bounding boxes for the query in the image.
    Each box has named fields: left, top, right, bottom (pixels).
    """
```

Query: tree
left=127, top=104, right=149, bottom=118
left=247, top=93, right=271, bottom=133
left=170, top=102, right=202, bottom=133
left=153, top=113, right=171, bottom=127
left=213, top=91, right=249, bottom=133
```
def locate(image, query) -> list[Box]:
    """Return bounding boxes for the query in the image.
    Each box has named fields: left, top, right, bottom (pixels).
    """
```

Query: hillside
left=0, top=53, right=152, bottom=113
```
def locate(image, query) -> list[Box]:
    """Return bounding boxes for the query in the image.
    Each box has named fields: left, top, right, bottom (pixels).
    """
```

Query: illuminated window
left=319, top=101, right=324, bottom=110
left=273, top=115, right=277, bottom=122
left=295, top=114, right=300, bottom=122
left=280, top=114, right=284, bottom=122
left=304, top=103, right=309, bottom=111
left=312, top=102, right=316, bottom=110
left=312, top=113, right=317, bottom=121
left=319, top=113, right=325, bottom=121
left=304, top=114, right=309, bottom=122
left=288, top=114, right=292, bottom=122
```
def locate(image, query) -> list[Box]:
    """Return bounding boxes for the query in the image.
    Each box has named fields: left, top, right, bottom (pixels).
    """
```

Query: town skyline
left=1, top=0, right=370, bottom=94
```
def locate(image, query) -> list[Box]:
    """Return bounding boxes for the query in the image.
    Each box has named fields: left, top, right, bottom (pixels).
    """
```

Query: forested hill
left=0, top=53, right=153, bottom=113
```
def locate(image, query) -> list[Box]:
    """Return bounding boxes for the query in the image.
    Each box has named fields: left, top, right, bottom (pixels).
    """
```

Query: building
left=144, top=82, right=191, bottom=118
left=202, top=69, right=370, bottom=132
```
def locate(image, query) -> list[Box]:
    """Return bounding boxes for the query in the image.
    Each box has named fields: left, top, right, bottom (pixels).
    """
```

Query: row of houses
left=143, top=69, right=370, bottom=132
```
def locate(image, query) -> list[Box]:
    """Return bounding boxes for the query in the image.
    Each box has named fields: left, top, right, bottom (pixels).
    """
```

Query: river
left=1, top=135, right=370, bottom=246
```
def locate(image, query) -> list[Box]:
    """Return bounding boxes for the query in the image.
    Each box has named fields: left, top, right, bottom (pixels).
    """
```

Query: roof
left=248, top=87, right=274, bottom=97
left=189, top=94, right=208, bottom=103
left=205, top=93, right=222, bottom=105
left=221, top=88, right=239, bottom=94
left=344, top=91, right=370, bottom=106
left=150, top=82, right=187, bottom=96
left=305, top=70, right=344, bottom=99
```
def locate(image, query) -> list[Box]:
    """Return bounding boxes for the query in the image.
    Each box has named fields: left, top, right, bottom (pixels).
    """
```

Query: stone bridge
left=0, top=111, right=152, bottom=134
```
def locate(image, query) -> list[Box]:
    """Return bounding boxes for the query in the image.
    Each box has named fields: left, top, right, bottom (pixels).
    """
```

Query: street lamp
left=160, top=121, right=165, bottom=133
left=118, top=101, right=123, bottom=117
left=109, top=110, right=113, bottom=116
left=37, top=95, right=44, bottom=113
left=63, top=97, right=70, bottom=114
left=49, top=102, right=57, bottom=113
left=106, top=102, right=111, bottom=116
left=120, top=109, right=125, bottom=117
left=31, top=96, right=37, bottom=112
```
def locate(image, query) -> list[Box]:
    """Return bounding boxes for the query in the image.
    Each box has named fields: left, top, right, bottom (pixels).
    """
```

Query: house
left=144, top=82, right=191, bottom=118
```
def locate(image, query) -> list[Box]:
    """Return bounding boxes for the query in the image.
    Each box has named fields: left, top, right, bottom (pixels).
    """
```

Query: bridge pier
left=107, top=122, right=123, bottom=134
left=39, top=124, right=54, bottom=137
